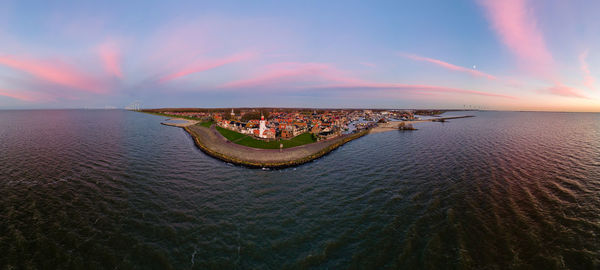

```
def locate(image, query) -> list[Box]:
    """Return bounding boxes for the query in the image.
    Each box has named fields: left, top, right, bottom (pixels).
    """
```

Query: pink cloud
left=402, top=54, right=496, bottom=80
left=0, top=55, right=105, bottom=93
left=222, top=62, right=362, bottom=89
left=478, top=0, right=554, bottom=78
left=478, top=0, right=588, bottom=99
left=98, top=42, right=123, bottom=78
left=538, top=83, right=587, bottom=99
left=0, top=89, right=46, bottom=102
left=579, top=50, right=595, bottom=90
left=321, top=82, right=517, bottom=99
left=160, top=51, right=256, bottom=82
left=222, top=61, right=515, bottom=99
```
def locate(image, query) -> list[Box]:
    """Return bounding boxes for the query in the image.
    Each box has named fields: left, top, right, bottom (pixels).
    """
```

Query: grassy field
left=215, top=126, right=317, bottom=149
left=215, top=126, right=247, bottom=141
left=198, top=121, right=213, bottom=128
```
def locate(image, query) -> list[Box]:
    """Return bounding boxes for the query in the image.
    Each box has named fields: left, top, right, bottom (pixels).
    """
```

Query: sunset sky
left=1, top=0, right=599, bottom=111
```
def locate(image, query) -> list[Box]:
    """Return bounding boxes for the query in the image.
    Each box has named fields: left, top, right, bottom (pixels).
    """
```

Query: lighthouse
left=259, top=114, right=267, bottom=138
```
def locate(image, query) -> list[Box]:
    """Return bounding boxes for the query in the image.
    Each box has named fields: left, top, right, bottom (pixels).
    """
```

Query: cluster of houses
left=161, top=108, right=415, bottom=141
left=212, top=109, right=415, bottom=141
left=218, top=113, right=278, bottom=139
left=214, top=109, right=340, bottom=140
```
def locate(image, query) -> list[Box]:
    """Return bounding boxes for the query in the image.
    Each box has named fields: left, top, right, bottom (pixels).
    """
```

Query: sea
left=0, top=109, right=598, bottom=269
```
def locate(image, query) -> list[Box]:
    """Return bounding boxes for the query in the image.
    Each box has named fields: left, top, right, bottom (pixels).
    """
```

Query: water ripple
left=0, top=110, right=598, bottom=269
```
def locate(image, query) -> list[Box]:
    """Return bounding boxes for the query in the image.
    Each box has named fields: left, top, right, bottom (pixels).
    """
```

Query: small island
left=144, top=108, right=473, bottom=168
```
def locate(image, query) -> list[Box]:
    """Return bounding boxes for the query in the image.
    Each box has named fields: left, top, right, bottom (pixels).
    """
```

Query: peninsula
left=143, top=108, right=473, bottom=168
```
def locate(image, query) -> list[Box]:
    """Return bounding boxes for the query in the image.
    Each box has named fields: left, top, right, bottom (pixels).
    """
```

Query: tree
left=241, top=111, right=270, bottom=122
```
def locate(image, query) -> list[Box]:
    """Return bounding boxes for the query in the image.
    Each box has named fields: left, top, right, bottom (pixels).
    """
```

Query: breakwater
left=370, top=115, right=474, bottom=133
left=184, top=125, right=368, bottom=168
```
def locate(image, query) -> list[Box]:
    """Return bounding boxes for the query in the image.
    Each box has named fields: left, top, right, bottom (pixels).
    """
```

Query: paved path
left=186, top=124, right=359, bottom=165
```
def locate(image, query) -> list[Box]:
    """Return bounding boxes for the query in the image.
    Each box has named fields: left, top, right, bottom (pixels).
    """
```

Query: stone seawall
left=184, top=125, right=368, bottom=168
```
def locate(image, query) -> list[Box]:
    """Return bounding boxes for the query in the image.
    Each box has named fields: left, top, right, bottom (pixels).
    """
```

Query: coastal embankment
left=184, top=124, right=368, bottom=168
left=369, top=115, right=474, bottom=134
left=159, top=114, right=473, bottom=167
left=160, top=118, right=199, bottom=127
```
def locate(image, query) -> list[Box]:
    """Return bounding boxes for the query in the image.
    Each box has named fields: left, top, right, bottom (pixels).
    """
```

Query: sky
left=1, top=0, right=600, bottom=111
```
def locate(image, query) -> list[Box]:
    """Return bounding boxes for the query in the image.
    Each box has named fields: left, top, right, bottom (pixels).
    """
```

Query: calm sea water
left=1, top=110, right=598, bottom=269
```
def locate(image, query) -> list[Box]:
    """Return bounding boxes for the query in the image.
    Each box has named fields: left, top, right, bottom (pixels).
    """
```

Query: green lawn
left=215, top=126, right=316, bottom=149
left=215, top=126, right=247, bottom=142
left=198, top=121, right=213, bottom=128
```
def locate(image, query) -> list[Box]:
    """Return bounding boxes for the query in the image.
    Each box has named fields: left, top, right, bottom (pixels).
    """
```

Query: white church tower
left=259, top=114, right=267, bottom=138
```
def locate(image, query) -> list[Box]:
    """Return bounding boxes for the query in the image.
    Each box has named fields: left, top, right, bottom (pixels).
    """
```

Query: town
left=147, top=108, right=418, bottom=141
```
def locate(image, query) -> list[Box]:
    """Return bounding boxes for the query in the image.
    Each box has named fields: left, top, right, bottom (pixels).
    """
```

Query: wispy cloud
left=478, top=0, right=590, bottom=99
left=0, top=55, right=105, bottom=93
left=98, top=41, right=123, bottom=78
left=401, top=53, right=496, bottom=80
left=579, top=50, right=595, bottom=90
left=222, top=62, right=361, bottom=89
left=478, top=0, right=554, bottom=78
left=320, top=83, right=517, bottom=99
left=0, top=88, right=47, bottom=102
left=222, top=61, right=515, bottom=99
left=160, top=51, right=257, bottom=82
left=538, top=83, right=587, bottom=99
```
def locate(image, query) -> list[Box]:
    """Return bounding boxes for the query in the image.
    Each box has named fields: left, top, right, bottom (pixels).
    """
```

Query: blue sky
left=1, top=0, right=599, bottom=111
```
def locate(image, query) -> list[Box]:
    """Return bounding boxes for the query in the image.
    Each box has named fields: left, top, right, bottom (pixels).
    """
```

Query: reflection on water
left=0, top=110, right=598, bottom=269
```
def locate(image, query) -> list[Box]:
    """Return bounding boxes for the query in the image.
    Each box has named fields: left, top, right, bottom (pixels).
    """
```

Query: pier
left=370, top=115, right=474, bottom=134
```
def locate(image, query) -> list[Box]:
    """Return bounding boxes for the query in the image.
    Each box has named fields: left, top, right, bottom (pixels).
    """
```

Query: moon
left=473, top=65, right=477, bottom=69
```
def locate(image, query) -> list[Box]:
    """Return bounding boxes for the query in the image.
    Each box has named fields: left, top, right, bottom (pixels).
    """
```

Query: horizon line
left=1, top=107, right=600, bottom=113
